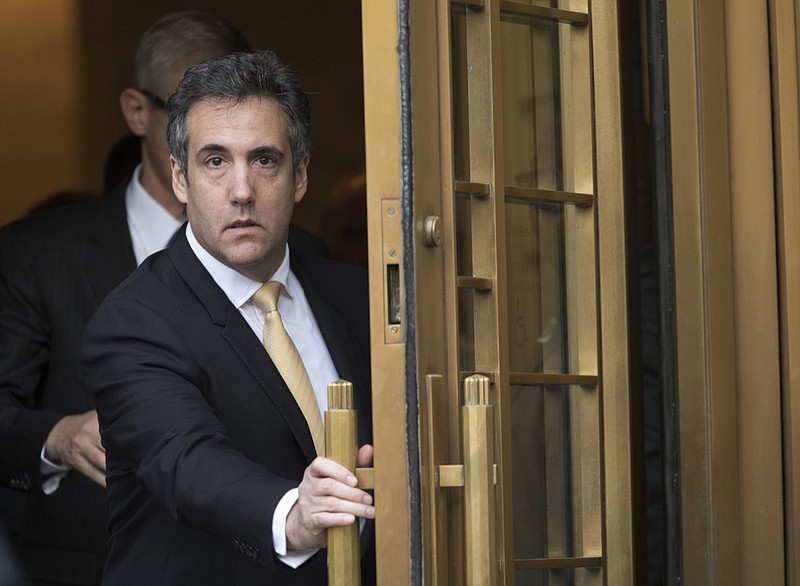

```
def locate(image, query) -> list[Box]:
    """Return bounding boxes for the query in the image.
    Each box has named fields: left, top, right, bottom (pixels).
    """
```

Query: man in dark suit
left=81, top=51, right=375, bottom=584
left=0, top=12, right=250, bottom=585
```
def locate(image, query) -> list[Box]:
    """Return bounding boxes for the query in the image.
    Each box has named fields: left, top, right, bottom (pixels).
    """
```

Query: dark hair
left=166, top=50, right=311, bottom=179
left=134, top=11, right=250, bottom=99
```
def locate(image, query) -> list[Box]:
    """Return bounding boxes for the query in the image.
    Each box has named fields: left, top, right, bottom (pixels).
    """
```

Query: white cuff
left=272, top=488, right=318, bottom=568
left=39, top=443, right=69, bottom=495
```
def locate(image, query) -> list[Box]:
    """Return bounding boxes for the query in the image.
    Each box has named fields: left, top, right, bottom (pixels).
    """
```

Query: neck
left=138, top=165, right=184, bottom=221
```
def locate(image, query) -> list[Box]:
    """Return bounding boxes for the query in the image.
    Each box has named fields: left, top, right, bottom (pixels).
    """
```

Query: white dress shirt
left=126, top=164, right=183, bottom=265
left=186, top=223, right=338, bottom=568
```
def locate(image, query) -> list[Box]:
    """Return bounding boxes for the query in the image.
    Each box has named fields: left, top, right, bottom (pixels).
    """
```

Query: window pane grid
left=448, top=0, right=602, bottom=580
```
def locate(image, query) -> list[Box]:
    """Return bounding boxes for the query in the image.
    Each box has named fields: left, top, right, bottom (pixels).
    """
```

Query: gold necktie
left=252, top=281, right=325, bottom=456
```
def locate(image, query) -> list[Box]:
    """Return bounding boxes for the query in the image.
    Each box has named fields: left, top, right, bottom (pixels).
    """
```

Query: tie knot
left=252, top=281, right=282, bottom=314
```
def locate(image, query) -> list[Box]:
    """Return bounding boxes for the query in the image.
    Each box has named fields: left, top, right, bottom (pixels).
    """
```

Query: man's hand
left=44, top=410, right=106, bottom=487
left=286, top=444, right=375, bottom=551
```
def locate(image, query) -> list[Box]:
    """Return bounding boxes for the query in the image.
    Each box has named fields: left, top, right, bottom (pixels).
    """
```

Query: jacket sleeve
left=0, top=228, right=63, bottom=492
left=82, top=293, right=294, bottom=570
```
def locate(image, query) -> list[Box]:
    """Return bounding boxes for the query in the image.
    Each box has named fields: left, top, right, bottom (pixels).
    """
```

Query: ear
left=170, top=156, right=189, bottom=205
left=120, top=88, right=149, bottom=137
left=293, top=155, right=310, bottom=204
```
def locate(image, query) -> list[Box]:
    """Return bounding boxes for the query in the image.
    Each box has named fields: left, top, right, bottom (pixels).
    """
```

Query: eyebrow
left=196, top=143, right=229, bottom=159
left=195, top=144, right=286, bottom=158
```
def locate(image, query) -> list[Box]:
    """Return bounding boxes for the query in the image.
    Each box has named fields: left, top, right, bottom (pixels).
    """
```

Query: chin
left=225, top=249, right=272, bottom=275
left=228, top=251, right=265, bottom=268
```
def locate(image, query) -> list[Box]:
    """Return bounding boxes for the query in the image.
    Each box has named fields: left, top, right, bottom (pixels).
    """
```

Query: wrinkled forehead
left=184, top=95, right=284, bottom=125
left=183, top=96, right=291, bottom=149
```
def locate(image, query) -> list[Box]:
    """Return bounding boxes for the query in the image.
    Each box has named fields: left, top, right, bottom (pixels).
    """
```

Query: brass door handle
left=434, top=375, right=497, bottom=586
left=326, top=380, right=362, bottom=586
left=460, top=374, right=497, bottom=586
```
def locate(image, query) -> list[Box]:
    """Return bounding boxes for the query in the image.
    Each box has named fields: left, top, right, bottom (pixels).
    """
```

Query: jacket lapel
left=82, top=183, right=137, bottom=304
left=303, top=284, right=357, bottom=385
left=168, top=232, right=319, bottom=462
left=220, top=315, right=319, bottom=462
left=291, top=253, right=372, bottom=445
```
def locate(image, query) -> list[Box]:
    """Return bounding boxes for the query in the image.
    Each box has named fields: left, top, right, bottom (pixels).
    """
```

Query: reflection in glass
left=504, top=0, right=564, bottom=8
left=511, top=385, right=600, bottom=580
left=450, top=4, right=470, bottom=181
left=511, top=384, right=570, bottom=562
left=505, top=200, right=567, bottom=374
left=515, top=567, right=603, bottom=586
left=457, top=288, right=476, bottom=373
left=455, top=190, right=474, bottom=277
left=501, top=16, right=565, bottom=190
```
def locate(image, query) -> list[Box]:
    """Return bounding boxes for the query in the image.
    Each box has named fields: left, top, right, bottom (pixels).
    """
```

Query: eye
left=209, top=157, right=224, bottom=167
left=257, top=156, right=275, bottom=166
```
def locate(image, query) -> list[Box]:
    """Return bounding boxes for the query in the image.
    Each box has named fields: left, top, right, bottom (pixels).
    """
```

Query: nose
left=230, top=164, right=254, bottom=206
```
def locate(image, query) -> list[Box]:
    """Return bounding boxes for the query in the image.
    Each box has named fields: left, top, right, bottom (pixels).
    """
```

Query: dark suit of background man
left=81, top=50, right=375, bottom=585
left=0, top=12, right=250, bottom=585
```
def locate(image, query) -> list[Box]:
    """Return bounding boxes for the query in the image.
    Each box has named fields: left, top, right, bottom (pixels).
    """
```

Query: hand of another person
left=286, top=444, right=375, bottom=551
left=44, top=409, right=106, bottom=487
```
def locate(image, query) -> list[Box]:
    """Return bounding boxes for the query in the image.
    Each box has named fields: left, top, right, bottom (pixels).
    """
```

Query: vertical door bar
left=326, top=380, right=361, bottom=586
left=408, top=0, right=450, bottom=583
left=591, top=0, right=640, bottom=582
left=726, top=1, right=784, bottom=582
left=665, top=0, right=740, bottom=583
left=463, top=374, right=498, bottom=586
left=770, top=0, right=800, bottom=582
left=462, top=1, right=515, bottom=579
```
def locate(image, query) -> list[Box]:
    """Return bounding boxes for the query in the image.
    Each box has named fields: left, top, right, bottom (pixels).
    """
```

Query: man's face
left=171, top=97, right=308, bottom=281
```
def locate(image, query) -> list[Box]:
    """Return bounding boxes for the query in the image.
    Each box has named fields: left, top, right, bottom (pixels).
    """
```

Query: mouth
left=227, top=219, right=260, bottom=230
left=225, top=219, right=263, bottom=239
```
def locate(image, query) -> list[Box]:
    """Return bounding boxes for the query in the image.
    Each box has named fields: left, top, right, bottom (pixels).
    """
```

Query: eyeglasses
left=139, top=89, right=167, bottom=110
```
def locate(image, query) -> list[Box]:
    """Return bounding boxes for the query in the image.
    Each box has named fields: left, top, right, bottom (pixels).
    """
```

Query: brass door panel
left=362, top=0, right=633, bottom=583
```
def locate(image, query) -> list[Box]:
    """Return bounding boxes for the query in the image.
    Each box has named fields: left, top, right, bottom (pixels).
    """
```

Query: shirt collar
left=126, top=165, right=181, bottom=237
left=185, top=223, right=293, bottom=309
left=126, top=163, right=182, bottom=228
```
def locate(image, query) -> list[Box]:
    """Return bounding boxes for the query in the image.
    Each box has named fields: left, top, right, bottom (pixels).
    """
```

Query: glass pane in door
left=511, top=384, right=601, bottom=564
left=505, top=199, right=568, bottom=374
left=501, top=16, right=566, bottom=191
left=499, top=6, right=602, bottom=584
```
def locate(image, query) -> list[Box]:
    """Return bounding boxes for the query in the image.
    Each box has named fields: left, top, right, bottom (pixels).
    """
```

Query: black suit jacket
left=81, top=229, right=373, bottom=585
left=0, top=183, right=134, bottom=584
